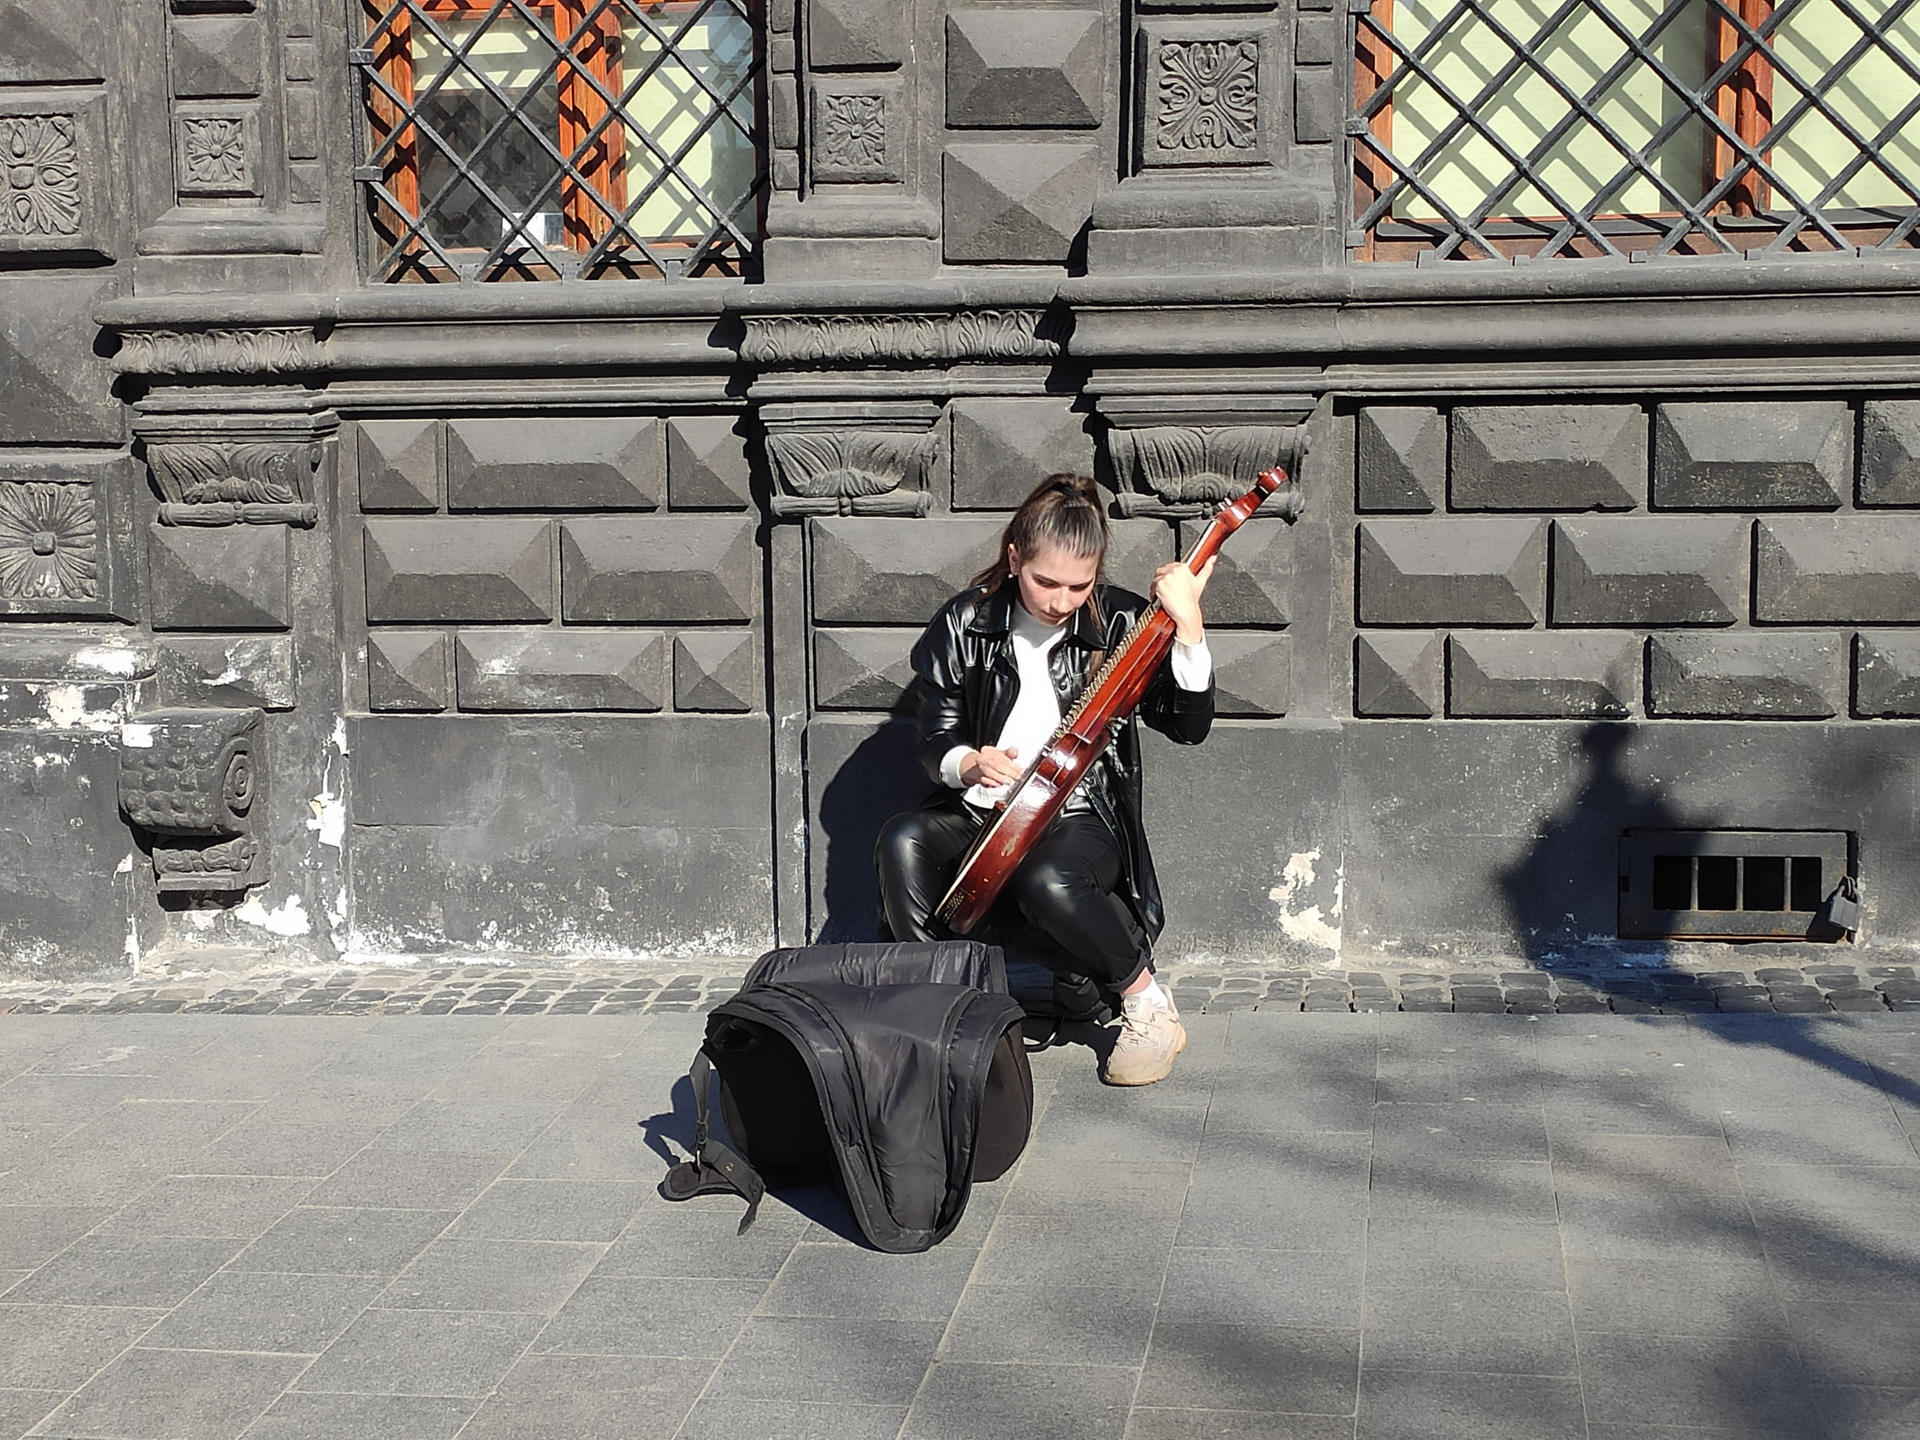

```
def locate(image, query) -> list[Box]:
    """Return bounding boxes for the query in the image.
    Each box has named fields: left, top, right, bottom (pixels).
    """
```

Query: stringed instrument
left=934, top=467, right=1291, bottom=935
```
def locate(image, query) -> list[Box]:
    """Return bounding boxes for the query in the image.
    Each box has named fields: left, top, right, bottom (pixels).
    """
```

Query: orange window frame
left=365, top=0, right=630, bottom=251
left=1354, top=0, right=1794, bottom=242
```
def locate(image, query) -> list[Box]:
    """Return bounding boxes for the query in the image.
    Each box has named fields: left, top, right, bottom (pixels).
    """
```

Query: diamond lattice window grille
left=1351, top=0, right=1920, bottom=262
left=356, top=0, right=764, bottom=281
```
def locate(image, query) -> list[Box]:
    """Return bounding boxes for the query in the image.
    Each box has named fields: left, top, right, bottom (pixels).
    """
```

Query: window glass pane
left=1386, top=0, right=1708, bottom=221
left=414, top=15, right=564, bottom=251
left=1769, top=0, right=1920, bottom=209
left=620, top=5, right=758, bottom=243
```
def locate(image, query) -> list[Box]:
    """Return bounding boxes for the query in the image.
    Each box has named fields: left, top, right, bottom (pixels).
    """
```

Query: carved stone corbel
left=118, top=707, right=266, bottom=892
left=762, top=402, right=943, bottom=519
left=1098, top=395, right=1312, bottom=520
left=135, top=410, right=337, bottom=529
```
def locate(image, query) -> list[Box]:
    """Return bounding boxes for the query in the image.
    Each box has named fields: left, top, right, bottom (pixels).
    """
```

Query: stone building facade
left=2, top=0, right=1917, bottom=978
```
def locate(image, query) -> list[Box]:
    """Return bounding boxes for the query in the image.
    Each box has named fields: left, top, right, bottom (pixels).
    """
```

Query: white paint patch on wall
left=34, top=685, right=121, bottom=732
left=71, top=645, right=143, bottom=678
left=120, top=723, right=155, bottom=749
left=234, top=893, right=312, bottom=937
left=1267, top=848, right=1345, bottom=955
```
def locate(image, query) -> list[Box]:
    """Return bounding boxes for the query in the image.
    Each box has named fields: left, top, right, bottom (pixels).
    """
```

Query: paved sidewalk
left=0, top=1009, right=1916, bottom=1439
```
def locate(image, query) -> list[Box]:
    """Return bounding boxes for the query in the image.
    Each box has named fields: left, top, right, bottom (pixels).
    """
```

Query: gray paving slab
left=0, top=1006, right=1918, bottom=1436
left=902, top=1361, right=1136, bottom=1440
left=0, top=1388, right=65, bottom=1440
left=38, top=1346, right=310, bottom=1440
left=236, top=1392, right=481, bottom=1440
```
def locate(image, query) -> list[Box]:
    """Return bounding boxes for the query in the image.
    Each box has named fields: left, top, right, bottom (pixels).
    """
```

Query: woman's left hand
left=1153, top=556, right=1214, bottom=646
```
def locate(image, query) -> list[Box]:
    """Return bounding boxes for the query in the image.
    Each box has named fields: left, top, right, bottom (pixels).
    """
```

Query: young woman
left=875, top=473, right=1216, bottom=1086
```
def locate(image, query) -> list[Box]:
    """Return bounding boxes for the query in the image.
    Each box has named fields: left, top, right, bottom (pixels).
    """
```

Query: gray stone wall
left=1, top=0, right=1917, bottom=977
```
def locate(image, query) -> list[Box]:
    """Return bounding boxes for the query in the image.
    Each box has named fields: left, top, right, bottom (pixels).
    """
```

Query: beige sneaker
left=1103, top=993, right=1186, bottom=1086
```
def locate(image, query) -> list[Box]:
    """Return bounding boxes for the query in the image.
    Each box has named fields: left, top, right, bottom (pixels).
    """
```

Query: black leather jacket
left=910, top=579, right=1215, bottom=940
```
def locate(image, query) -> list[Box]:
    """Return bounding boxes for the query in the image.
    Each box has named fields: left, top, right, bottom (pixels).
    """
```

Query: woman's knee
left=874, top=810, right=923, bottom=878
left=1008, top=855, right=1088, bottom=928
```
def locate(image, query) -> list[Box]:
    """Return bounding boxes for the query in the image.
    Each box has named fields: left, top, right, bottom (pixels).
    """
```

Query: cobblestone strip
left=0, top=961, right=1916, bottom=1017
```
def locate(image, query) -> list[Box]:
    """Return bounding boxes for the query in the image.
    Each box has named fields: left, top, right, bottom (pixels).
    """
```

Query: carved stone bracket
left=1101, top=397, right=1311, bottom=520
left=136, top=410, right=337, bottom=529
left=762, top=402, right=943, bottom=519
left=741, top=309, right=1061, bottom=368
left=115, top=327, right=327, bottom=377
left=118, top=707, right=266, bottom=893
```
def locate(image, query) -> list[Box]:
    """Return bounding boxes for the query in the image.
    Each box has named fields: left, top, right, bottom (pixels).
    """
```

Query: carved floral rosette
left=1107, top=424, right=1307, bottom=519
left=741, top=310, right=1059, bottom=368
left=765, top=428, right=940, bottom=518
left=118, top=707, right=266, bottom=892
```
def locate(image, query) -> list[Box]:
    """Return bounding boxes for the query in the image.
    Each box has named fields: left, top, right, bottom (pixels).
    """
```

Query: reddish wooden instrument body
left=934, top=467, right=1290, bottom=936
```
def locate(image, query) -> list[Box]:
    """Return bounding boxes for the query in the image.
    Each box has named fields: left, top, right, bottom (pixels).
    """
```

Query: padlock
left=1823, top=875, right=1861, bottom=933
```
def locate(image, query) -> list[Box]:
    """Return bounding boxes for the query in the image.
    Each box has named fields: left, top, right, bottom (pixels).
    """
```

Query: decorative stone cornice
left=115, top=327, right=327, bottom=377
left=741, top=309, right=1060, bottom=368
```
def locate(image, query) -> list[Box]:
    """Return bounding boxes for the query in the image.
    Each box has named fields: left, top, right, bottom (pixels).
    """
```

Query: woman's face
left=1008, top=541, right=1099, bottom=626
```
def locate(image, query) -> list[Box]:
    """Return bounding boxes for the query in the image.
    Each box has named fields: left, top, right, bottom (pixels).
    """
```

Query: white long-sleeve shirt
left=940, top=601, right=1212, bottom=810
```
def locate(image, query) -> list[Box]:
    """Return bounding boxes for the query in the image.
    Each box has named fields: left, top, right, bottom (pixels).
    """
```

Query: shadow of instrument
left=933, top=467, right=1295, bottom=935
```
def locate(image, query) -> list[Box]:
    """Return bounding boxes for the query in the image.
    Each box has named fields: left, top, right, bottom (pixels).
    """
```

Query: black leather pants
left=875, top=801, right=1152, bottom=992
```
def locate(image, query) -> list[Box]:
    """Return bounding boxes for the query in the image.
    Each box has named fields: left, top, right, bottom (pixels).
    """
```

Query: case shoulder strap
left=660, top=1048, right=765, bottom=1234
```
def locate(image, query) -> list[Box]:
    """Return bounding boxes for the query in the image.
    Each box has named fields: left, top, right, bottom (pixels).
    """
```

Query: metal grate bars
left=356, top=0, right=764, bottom=282
left=1351, top=0, right=1920, bottom=263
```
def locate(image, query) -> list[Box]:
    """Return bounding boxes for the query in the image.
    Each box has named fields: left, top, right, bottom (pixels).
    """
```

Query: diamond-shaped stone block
left=814, top=628, right=916, bottom=711
left=1653, top=401, right=1849, bottom=510
left=666, top=415, right=752, bottom=510
left=1754, top=517, right=1920, bottom=624
left=0, top=0, right=110, bottom=82
left=946, top=10, right=1102, bottom=129
left=1647, top=634, right=1844, bottom=718
left=674, top=632, right=757, bottom=713
left=367, top=631, right=449, bottom=713
left=1103, top=520, right=1175, bottom=603
left=951, top=398, right=1094, bottom=511
left=1448, top=632, right=1639, bottom=718
left=811, top=517, right=1003, bottom=625
left=170, top=14, right=265, bottom=97
left=944, top=143, right=1099, bottom=263
left=560, top=516, right=757, bottom=624
left=1354, top=632, right=1442, bottom=718
left=158, top=635, right=295, bottom=711
left=148, top=524, right=289, bottom=631
left=1356, top=518, right=1545, bottom=627
left=0, top=276, right=122, bottom=443
left=455, top=629, right=667, bottom=712
left=364, top=518, right=553, bottom=624
left=809, top=0, right=907, bottom=68
left=1179, top=516, right=1289, bottom=626
left=1450, top=404, right=1645, bottom=511
left=1856, top=634, right=1920, bottom=718
left=1356, top=407, right=1442, bottom=513
left=447, top=417, right=661, bottom=511
left=1860, top=400, right=1920, bottom=507
left=356, top=419, right=439, bottom=512
left=1208, top=632, right=1289, bottom=717
left=1551, top=517, right=1748, bottom=627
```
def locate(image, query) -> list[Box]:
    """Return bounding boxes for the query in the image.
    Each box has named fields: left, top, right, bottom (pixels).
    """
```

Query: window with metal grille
left=355, top=0, right=764, bottom=281
left=1352, top=0, right=1920, bottom=262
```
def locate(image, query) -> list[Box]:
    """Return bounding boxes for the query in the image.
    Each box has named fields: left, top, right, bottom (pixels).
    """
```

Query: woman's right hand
left=959, top=746, right=1024, bottom=788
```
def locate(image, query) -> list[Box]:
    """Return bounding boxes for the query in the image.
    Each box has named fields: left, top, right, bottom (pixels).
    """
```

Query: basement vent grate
left=1619, top=829, right=1852, bottom=941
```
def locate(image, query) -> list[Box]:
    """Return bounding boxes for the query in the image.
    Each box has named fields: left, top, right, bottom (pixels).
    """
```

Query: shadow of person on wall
left=813, top=710, right=928, bottom=944
left=1499, top=720, right=1920, bottom=1110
